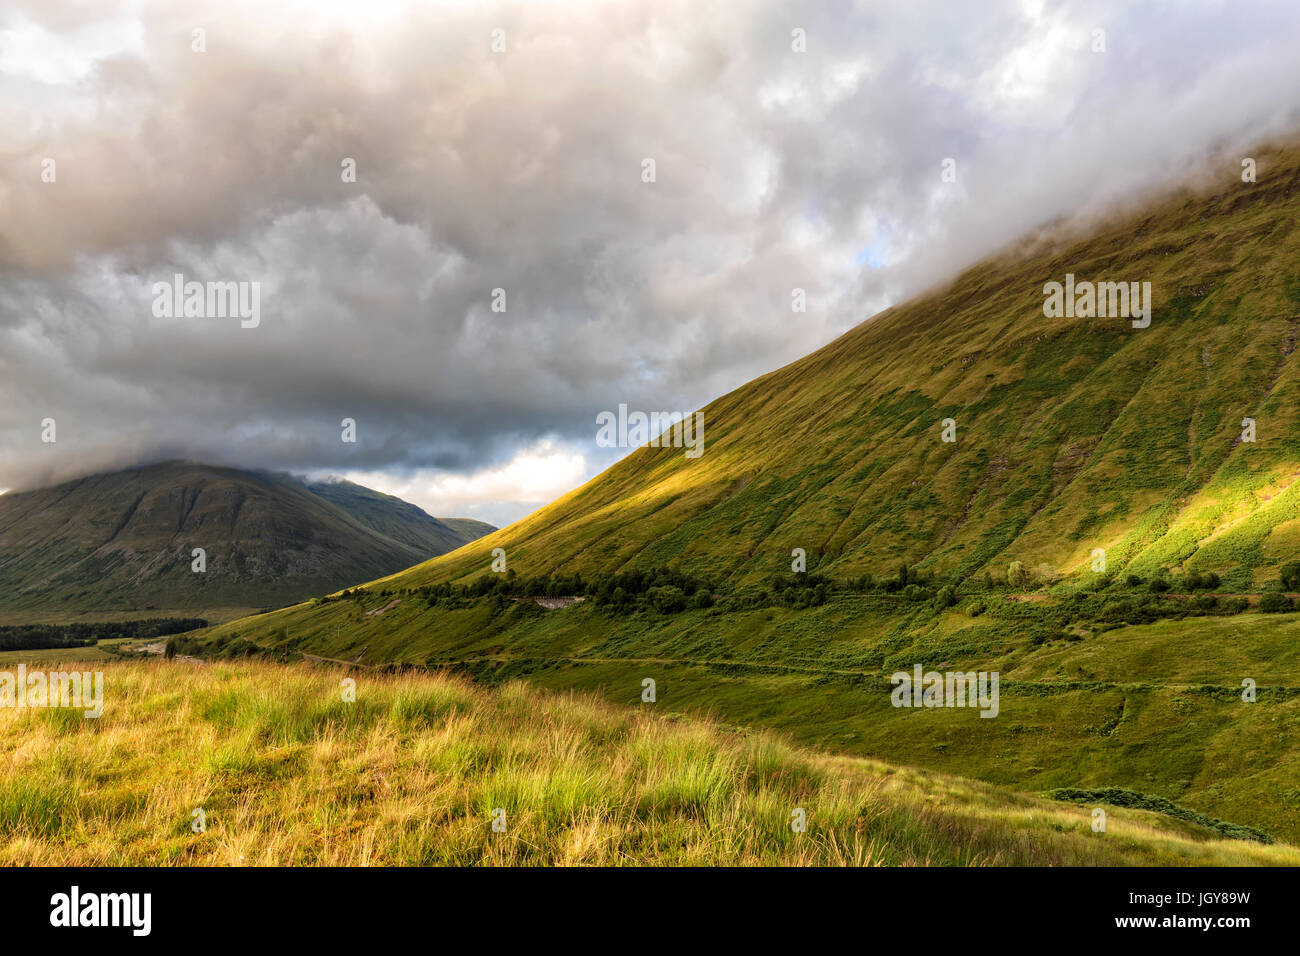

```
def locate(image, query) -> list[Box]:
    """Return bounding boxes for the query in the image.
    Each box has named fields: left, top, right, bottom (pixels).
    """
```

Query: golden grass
left=0, top=659, right=1294, bottom=866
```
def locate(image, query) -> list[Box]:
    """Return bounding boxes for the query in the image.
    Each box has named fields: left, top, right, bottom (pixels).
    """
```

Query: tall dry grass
left=0, top=659, right=1293, bottom=866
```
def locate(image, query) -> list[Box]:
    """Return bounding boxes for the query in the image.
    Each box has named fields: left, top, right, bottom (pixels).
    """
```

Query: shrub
left=1259, top=592, right=1292, bottom=614
left=1280, top=562, right=1300, bottom=590
left=1180, top=571, right=1220, bottom=591
left=647, top=586, right=688, bottom=614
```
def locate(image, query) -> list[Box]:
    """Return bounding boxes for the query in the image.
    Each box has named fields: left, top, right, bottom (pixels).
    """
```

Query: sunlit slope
left=370, top=146, right=1300, bottom=592
left=190, top=146, right=1300, bottom=844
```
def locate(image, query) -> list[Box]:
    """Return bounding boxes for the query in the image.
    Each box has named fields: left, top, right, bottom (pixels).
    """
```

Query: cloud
left=1, top=0, right=1298, bottom=521
left=331, top=437, right=592, bottom=527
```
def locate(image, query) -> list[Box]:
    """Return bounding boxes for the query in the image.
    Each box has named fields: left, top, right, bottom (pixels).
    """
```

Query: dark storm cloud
left=1, top=0, right=1298, bottom=504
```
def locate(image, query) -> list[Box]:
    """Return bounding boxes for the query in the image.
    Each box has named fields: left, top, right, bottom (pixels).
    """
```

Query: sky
left=2, top=0, right=1298, bottom=526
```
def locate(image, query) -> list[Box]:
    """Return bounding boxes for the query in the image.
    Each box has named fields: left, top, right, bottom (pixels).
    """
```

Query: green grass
left=0, top=659, right=1294, bottom=866
left=0, top=645, right=119, bottom=665
left=179, top=140, right=1300, bottom=859
left=189, top=589, right=1300, bottom=844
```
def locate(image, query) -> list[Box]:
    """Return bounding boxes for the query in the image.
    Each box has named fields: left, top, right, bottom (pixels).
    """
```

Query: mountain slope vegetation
left=195, top=141, right=1300, bottom=844
left=0, top=462, right=493, bottom=618
left=364, top=143, right=1300, bottom=592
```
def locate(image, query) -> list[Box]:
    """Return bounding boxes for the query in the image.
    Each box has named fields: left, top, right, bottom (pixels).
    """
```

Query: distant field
left=0, top=607, right=263, bottom=627
left=1, top=660, right=1292, bottom=866
left=0, top=646, right=118, bottom=665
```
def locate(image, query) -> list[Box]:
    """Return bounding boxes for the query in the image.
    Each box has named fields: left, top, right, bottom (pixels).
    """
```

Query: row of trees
left=0, top=618, right=208, bottom=652
left=323, top=555, right=1292, bottom=619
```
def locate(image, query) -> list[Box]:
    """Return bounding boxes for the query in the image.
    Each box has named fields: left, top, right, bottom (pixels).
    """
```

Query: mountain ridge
left=0, top=461, right=494, bottom=617
left=349, top=141, right=1300, bottom=592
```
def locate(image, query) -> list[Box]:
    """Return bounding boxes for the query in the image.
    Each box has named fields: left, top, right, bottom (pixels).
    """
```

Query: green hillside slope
left=362, top=144, right=1300, bottom=592
left=194, top=141, right=1300, bottom=843
left=435, top=517, right=499, bottom=543
left=0, top=462, right=491, bottom=617
left=300, top=478, right=493, bottom=555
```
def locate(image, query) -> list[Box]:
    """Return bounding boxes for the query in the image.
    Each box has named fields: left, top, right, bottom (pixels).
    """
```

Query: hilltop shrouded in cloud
left=2, top=0, right=1298, bottom=525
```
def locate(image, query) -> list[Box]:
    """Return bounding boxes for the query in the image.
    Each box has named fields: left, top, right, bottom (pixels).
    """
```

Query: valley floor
left=188, top=589, right=1300, bottom=846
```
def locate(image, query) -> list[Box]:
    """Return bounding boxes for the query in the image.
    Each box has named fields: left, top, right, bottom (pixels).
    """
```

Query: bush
left=1259, top=592, right=1292, bottom=614
left=1280, top=562, right=1300, bottom=590
left=1180, top=571, right=1220, bottom=591
left=647, top=586, right=688, bottom=614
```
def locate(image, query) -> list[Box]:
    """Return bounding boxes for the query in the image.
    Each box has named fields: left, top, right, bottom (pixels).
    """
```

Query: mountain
left=433, top=517, right=499, bottom=543
left=298, top=477, right=483, bottom=556
left=0, top=462, right=493, bottom=618
left=196, top=141, right=1300, bottom=843
left=363, top=142, right=1300, bottom=592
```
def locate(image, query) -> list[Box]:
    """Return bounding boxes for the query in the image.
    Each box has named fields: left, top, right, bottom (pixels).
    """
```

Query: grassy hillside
left=300, top=478, right=494, bottom=554
left=193, top=586, right=1300, bottom=843
left=436, top=517, right=499, bottom=542
left=0, top=658, right=1292, bottom=866
left=353, top=142, right=1300, bottom=593
left=188, top=141, right=1300, bottom=849
left=0, top=462, right=490, bottom=618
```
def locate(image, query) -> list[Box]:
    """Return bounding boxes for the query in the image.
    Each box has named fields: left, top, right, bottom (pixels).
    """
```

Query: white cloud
left=332, top=439, right=590, bottom=527
left=0, top=14, right=143, bottom=85
left=1, top=0, right=1298, bottom=505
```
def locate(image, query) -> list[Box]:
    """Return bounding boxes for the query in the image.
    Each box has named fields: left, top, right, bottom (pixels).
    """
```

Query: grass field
left=189, top=588, right=1300, bottom=845
left=166, top=142, right=1300, bottom=859
left=0, top=645, right=120, bottom=665
left=0, top=658, right=1292, bottom=866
